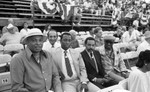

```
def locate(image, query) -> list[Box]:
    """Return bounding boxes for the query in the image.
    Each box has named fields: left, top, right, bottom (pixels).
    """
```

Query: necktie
left=64, top=51, right=73, bottom=77
left=51, top=44, right=54, bottom=48
left=90, top=52, right=99, bottom=73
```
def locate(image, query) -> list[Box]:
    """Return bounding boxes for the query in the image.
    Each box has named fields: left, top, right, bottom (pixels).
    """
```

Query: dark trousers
left=91, top=80, right=118, bottom=89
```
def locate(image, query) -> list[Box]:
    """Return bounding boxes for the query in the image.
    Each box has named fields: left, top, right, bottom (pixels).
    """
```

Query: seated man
left=81, top=37, right=117, bottom=89
left=0, top=24, right=22, bottom=45
left=67, top=0, right=82, bottom=26
left=96, top=36, right=129, bottom=83
left=72, top=6, right=82, bottom=26
left=122, top=26, right=141, bottom=51
left=51, top=32, right=101, bottom=92
left=43, top=29, right=61, bottom=53
left=10, top=28, right=63, bottom=92
left=82, top=0, right=93, bottom=13
left=2, top=18, right=19, bottom=35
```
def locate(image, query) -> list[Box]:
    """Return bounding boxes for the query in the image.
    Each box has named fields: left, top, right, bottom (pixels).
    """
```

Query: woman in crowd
left=128, top=50, right=150, bottom=92
left=20, top=22, right=30, bottom=37
left=43, top=23, right=52, bottom=36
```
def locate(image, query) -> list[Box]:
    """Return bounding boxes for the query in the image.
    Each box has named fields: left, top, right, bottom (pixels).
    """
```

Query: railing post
left=31, top=0, right=35, bottom=28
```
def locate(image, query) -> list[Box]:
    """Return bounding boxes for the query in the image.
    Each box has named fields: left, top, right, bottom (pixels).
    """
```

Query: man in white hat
left=2, top=18, right=19, bottom=35
left=10, top=28, right=63, bottom=92
left=137, top=30, right=150, bottom=55
left=0, top=23, right=22, bottom=45
left=96, top=35, right=129, bottom=83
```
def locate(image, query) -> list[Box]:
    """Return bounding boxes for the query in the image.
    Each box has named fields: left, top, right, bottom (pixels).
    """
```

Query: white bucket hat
left=103, top=35, right=116, bottom=42
left=22, top=28, right=47, bottom=44
left=7, top=23, right=14, bottom=29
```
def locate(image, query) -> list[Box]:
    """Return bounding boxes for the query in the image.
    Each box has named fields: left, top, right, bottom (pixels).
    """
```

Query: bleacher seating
left=0, top=0, right=113, bottom=31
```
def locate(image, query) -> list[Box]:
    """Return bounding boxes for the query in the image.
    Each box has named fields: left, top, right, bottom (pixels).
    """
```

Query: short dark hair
left=84, top=37, right=95, bottom=44
left=136, top=50, right=150, bottom=68
left=22, top=22, right=28, bottom=27
left=60, top=32, right=72, bottom=40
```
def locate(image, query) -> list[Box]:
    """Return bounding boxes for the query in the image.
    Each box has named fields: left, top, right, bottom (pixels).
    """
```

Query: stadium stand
left=0, top=0, right=112, bottom=32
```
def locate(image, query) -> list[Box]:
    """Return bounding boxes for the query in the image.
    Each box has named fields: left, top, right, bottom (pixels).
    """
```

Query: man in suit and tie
left=81, top=37, right=117, bottom=89
left=51, top=32, right=101, bottom=92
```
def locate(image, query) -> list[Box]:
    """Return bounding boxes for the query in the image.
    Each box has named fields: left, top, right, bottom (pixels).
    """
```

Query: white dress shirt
left=42, top=40, right=61, bottom=54
left=128, top=68, right=150, bottom=92
left=136, top=40, right=150, bottom=55
left=122, top=29, right=140, bottom=43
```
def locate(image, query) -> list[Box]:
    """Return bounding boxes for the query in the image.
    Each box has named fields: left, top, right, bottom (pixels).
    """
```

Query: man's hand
left=96, top=78, right=105, bottom=84
left=80, top=84, right=88, bottom=92
left=121, top=71, right=130, bottom=78
left=17, top=88, right=29, bottom=92
left=103, top=78, right=111, bottom=83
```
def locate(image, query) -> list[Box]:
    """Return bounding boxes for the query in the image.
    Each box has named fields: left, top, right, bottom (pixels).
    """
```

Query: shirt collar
left=61, top=47, right=70, bottom=53
left=85, top=49, right=94, bottom=57
left=25, top=47, right=47, bottom=61
left=86, top=49, right=92, bottom=54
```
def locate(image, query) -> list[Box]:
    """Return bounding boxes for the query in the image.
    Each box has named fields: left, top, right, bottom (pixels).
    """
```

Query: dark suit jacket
left=81, top=50, right=106, bottom=82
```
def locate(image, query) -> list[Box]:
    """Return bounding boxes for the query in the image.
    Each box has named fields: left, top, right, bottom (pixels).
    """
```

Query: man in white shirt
left=42, top=29, right=60, bottom=53
left=122, top=26, right=141, bottom=51
left=2, top=18, right=19, bottom=35
left=0, top=24, right=22, bottom=45
left=136, top=31, right=150, bottom=55
left=122, top=26, right=140, bottom=43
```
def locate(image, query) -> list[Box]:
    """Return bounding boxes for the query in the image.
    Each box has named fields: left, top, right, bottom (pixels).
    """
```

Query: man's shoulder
left=80, top=49, right=86, bottom=54
left=138, top=40, right=148, bottom=47
left=93, top=50, right=100, bottom=53
left=43, top=40, right=51, bottom=48
left=2, top=26, right=7, bottom=30
left=42, top=50, right=54, bottom=59
left=54, top=47, right=61, bottom=51
left=70, top=48, right=80, bottom=54
left=122, top=31, right=128, bottom=36
left=11, top=50, right=26, bottom=62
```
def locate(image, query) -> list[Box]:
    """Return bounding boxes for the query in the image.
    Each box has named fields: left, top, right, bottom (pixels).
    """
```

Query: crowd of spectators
left=31, top=0, right=150, bottom=29
left=110, top=0, right=150, bottom=32
left=0, top=17, right=150, bottom=92
left=1, top=0, right=150, bottom=91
